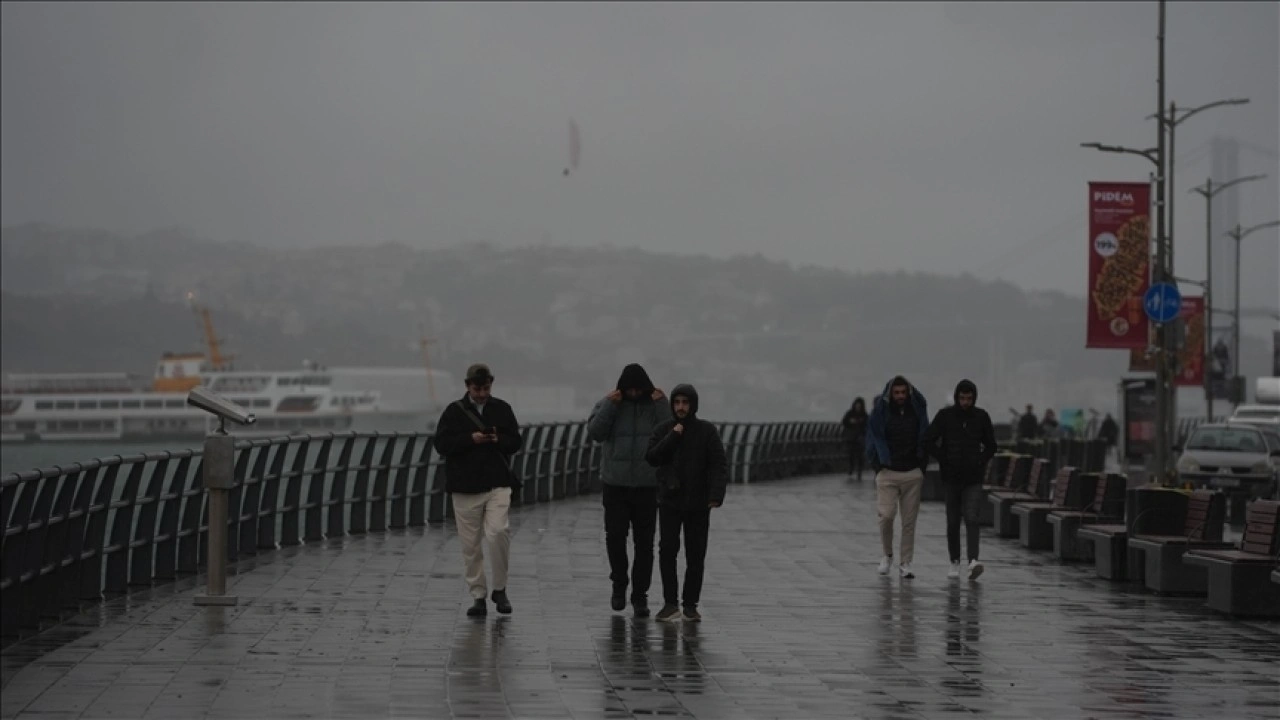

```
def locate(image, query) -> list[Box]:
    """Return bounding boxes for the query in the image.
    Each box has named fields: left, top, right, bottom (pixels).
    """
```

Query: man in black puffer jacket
left=923, top=379, right=996, bottom=582
left=645, top=384, right=728, bottom=623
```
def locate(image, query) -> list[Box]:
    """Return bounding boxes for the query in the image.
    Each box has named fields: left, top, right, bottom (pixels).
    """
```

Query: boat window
left=35, top=401, right=53, bottom=411
left=122, top=400, right=141, bottom=409
left=100, top=400, right=120, bottom=409
left=56, top=401, right=75, bottom=410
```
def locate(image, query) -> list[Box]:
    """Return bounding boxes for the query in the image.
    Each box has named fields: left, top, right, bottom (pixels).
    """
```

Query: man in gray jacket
left=587, top=363, right=670, bottom=618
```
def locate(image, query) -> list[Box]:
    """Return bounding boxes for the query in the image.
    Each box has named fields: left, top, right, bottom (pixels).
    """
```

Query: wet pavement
left=3, top=474, right=1278, bottom=719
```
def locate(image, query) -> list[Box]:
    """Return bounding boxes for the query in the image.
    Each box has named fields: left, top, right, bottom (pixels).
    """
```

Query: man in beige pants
left=432, top=363, right=524, bottom=617
left=865, top=375, right=929, bottom=579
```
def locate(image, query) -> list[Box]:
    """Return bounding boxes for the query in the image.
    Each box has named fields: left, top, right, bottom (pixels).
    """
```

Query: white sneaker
left=877, top=556, right=892, bottom=575
left=968, top=559, right=985, bottom=581
left=899, top=563, right=915, bottom=579
left=947, top=561, right=961, bottom=579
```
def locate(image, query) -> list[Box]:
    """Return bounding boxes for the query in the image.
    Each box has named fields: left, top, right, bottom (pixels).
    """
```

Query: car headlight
left=1252, top=460, right=1272, bottom=474
left=1178, top=457, right=1199, bottom=473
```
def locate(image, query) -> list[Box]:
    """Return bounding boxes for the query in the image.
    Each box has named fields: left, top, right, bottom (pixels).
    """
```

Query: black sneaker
left=632, top=596, right=650, bottom=619
left=491, top=589, right=512, bottom=615
left=466, top=598, right=487, bottom=617
left=611, top=588, right=626, bottom=612
left=655, top=605, right=681, bottom=622
left=682, top=606, right=701, bottom=622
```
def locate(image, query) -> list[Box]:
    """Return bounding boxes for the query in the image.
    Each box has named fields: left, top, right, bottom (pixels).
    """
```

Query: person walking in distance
left=1017, top=405, right=1040, bottom=441
left=1098, top=413, right=1120, bottom=467
left=923, top=379, right=996, bottom=581
left=645, top=384, right=729, bottom=622
left=432, top=363, right=524, bottom=617
left=841, top=397, right=869, bottom=480
left=586, top=363, right=671, bottom=618
left=866, top=375, right=929, bottom=579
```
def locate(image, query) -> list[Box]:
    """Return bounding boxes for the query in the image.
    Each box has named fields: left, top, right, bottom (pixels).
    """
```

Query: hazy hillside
left=4, top=224, right=1270, bottom=420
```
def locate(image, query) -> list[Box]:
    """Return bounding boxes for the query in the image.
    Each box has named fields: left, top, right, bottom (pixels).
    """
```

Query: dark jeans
left=658, top=504, right=711, bottom=609
left=945, top=480, right=984, bottom=563
left=602, top=484, right=658, bottom=599
left=847, top=441, right=865, bottom=477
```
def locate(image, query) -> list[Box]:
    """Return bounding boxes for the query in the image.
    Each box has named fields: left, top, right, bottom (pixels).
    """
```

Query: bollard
left=195, top=430, right=238, bottom=606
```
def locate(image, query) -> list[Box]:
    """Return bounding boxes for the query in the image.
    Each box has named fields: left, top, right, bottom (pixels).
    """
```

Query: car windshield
left=1185, top=427, right=1267, bottom=453
left=1263, top=431, right=1280, bottom=453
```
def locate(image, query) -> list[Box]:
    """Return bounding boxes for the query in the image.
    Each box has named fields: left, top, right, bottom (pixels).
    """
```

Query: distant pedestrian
left=923, top=380, right=996, bottom=581
left=1040, top=409, right=1060, bottom=439
left=586, top=363, right=671, bottom=619
left=1098, top=413, right=1120, bottom=465
left=841, top=397, right=869, bottom=480
left=432, top=363, right=524, bottom=617
left=1017, top=404, right=1039, bottom=440
left=866, top=375, right=929, bottom=579
left=645, top=384, right=729, bottom=622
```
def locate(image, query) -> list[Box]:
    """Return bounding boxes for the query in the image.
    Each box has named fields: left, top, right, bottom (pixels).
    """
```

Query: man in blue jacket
left=587, top=363, right=670, bottom=618
left=866, top=375, right=929, bottom=579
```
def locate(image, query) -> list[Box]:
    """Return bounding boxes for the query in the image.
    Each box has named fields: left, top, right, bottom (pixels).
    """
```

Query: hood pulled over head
left=669, top=383, right=699, bottom=418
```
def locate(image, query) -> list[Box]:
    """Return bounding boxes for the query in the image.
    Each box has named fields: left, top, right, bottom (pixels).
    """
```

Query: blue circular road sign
left=1143, top=282, right=1182, bottom=324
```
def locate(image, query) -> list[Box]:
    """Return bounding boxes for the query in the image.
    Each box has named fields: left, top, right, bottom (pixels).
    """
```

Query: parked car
left=1228, top=403, right=1280, bottom=428
left=1175, top=422, right=1280, bottom=500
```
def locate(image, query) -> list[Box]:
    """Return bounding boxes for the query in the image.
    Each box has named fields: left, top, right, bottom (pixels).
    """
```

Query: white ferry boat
left=1, top=299, right=454, bottom=443
left=0, top=354, right=453, bottom=443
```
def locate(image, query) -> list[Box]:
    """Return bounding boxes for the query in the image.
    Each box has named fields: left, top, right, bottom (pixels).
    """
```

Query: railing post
left=194, top=431, right=238, bottom=607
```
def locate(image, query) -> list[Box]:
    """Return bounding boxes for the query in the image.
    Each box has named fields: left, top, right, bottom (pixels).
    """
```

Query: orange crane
left=187, top=292, right=233, bottom=371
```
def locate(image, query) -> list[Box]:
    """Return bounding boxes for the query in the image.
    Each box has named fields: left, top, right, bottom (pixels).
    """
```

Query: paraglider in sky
left=563, top=119, right=580, bottom=176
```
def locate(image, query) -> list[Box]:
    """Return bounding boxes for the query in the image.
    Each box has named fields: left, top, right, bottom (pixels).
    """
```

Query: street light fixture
left=1080, top=143, right=1160, bottom=166
left=1225, top=219, right=1280, bottom=408
left=1148, top=99, right=1249, bottom=272
left=1189, top=173, right=1267, bottom=419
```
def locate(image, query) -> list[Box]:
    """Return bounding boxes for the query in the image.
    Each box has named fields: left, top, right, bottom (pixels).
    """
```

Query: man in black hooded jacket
left=923, top=379, right=996, bottom=581
left=645, top=384, right=728, bottom=623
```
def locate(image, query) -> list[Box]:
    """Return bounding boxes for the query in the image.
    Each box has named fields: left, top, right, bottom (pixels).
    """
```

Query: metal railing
left=1, top=419, right=842, bottom=641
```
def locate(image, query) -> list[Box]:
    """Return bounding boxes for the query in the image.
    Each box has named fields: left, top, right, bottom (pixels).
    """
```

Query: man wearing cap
left=587, top=363, right=670, bottom=618
left=433, top=363, right=524, bottom=617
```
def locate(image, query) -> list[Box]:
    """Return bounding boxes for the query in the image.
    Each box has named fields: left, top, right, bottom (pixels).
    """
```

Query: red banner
left=1125, top=295, right=1204, bottom=385
left=1087, top=182, right=1151, bottom=348
left=1175, top=296, right=1205, bottom=387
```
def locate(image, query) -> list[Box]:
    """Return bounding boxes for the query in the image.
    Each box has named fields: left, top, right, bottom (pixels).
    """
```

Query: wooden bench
left=1183, top=500, right=1280, bottom=617
left=987, top=457, right=1050, bottom=537
left=1046, top=472, right=1127, bottom=562
left=978, top=453, right=1022, bottom=527
left=1010, top=468, right=1095, bottom=551
left=1077, top=487, right=1205, bottom=582
left=1127, top=490, right=1231, bottom=595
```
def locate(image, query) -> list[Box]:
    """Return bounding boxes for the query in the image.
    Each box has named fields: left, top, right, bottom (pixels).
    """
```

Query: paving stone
left=3, top=475, right=1278, bottom=719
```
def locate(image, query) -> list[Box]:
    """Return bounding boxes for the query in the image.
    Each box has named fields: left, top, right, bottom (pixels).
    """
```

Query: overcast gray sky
left=2, top=2, right=1277, bottom=317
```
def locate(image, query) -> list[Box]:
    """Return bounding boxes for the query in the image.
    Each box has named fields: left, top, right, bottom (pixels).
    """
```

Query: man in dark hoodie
left=841, top=397, right=869, bottom=480
left=587, top=364, right=671, bottom=618
left=645, top=384, right=728, bottom=623
left=866, top=375, right=929, bottom=579
left=923, top=380, right=996, bottom=581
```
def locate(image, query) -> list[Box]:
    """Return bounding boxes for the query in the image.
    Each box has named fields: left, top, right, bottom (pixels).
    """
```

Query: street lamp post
left=1151, top=98, right=1250, bottom=272
left=1226, top=220, right=1280, bottom=408
left=1147, top=97, right=1249, bottom=460
left=1189, top=174, right=1267, bottom=420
